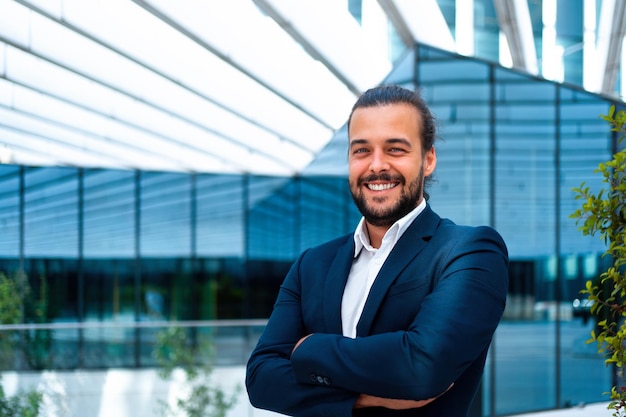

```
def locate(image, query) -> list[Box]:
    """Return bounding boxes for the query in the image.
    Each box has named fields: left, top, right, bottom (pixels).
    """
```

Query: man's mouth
left=366, top=182, right=398, bottom=191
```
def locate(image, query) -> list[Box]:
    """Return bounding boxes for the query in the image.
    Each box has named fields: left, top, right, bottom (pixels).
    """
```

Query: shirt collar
left=353, top=199, right=427, bottom=258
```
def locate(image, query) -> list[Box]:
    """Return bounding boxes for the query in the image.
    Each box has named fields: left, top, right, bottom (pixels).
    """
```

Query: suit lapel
left=356, top=206, right=440, bottom=336
left=322, top=236, right=355, bottom=334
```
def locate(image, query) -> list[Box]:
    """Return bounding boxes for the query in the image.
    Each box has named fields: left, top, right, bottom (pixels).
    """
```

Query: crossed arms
left=246, top=226, right=508, bottom=416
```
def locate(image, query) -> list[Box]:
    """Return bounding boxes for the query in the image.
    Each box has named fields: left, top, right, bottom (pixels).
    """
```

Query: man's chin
left=365, top=218, right=395, bottom=228
left=363, top=209, right=398, bottom=227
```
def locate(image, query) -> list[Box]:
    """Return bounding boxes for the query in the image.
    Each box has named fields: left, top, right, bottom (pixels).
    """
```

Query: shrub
left=571, top=105, right=626, bottom=416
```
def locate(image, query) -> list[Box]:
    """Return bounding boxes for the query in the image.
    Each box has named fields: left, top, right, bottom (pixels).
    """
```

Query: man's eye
left=353, top=148, right=368, bottom=154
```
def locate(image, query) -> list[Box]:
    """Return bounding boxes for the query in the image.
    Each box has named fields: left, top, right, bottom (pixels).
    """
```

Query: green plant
left=571, top=105, right=626, bottom=416
left=0, top=272, right=43, bottom=417
left=0, top=384, right=42, bottom=417
left=152, top=327, right=240, bottom=417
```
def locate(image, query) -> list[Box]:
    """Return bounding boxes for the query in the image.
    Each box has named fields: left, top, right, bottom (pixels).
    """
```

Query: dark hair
left=347, top=84, right=437, bottom=153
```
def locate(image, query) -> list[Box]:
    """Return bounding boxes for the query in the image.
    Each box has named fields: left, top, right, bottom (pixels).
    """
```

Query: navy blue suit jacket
left=246, top=205, right=509, bottom=417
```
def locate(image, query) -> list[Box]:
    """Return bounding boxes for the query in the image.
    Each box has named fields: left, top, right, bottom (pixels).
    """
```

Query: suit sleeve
left=245, top=250, right=358, bottom=417
left=290, top=226, right=509, bottom=400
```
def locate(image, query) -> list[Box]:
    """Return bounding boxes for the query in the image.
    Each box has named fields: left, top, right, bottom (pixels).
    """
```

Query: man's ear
left=424, top=147, right=437, bottom=176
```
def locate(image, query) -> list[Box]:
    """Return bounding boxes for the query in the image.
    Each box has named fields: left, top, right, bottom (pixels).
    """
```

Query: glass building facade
left=0, top=43, right=624, bottom=415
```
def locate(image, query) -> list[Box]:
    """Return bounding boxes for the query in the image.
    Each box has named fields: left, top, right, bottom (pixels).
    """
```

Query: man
left=246, top=84, right=508, bottom=416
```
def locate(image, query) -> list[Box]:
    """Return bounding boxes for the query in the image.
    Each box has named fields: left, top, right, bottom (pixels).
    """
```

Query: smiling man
left=246, top=85, right=509, bottom=417
left=347, top=95, right=436, bottom=247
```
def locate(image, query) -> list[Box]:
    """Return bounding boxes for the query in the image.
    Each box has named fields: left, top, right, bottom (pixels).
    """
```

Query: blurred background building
left=0, top=0, right=625, bottom=416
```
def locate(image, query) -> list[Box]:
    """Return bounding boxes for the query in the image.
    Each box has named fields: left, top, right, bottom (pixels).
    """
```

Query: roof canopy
left=0, top=0, right=393, bottom=175
left=0, top=0, right=623, bottom=175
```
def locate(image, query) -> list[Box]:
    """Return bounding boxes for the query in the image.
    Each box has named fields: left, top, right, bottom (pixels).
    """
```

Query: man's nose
left=369, top=150, right=390, bottom=172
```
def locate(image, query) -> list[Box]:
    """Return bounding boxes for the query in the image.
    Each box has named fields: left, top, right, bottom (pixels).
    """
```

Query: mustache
left=358, top=173, right=405, bottom=185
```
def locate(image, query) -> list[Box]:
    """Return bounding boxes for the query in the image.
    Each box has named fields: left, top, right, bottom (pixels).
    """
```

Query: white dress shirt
left=341, top=199, right=427, bottom=338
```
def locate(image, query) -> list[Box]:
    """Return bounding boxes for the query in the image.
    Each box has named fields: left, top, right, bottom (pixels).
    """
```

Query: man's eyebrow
left=386, top=138, right=412, bottom=147
left=349, top=138, right=412, bottom=147
left=349, top=139, right=368, bottom=148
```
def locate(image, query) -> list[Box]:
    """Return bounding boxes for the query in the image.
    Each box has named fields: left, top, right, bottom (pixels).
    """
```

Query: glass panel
left=244, top=259, right=291, bottom=319
left=248, top=176, right=297, bottom=261
left=82, top=169, right=137, bottom=367
left=493, top=320, right=557, bottom=415
left=558, top=89, right=613, bottom=405
left=494, top=68, right=558, bottom=414
left=300, top=176, right=356, bottom=249
left=421, top=56, right=491, bottom=226
left=23, top=258, right=79, bottom=370
left=139, top=258, right=189, bottom=366
left=20, top=167, right=79, bottom=370
left=140, top=172, right=191, bottom=257
left=196, top=174, right=245, bottom=258
left=494, top=68, right=557, bottom=258
left=419, top=48, right=490, bottom=83
left=559, top=92, right=612, bottom=255
left=0, top=165, right=20, bottom=259
left=82, top=259, right=136, bottom=368
left=138, top=258, right=182, bottom=321
left=23, top=167, right=79, bottom=258
left=83, top=169, right=136, bottom=258
left=202, top=257, right=246, bottom=320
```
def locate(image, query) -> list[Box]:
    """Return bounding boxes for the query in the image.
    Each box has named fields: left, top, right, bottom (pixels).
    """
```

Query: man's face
left=348, top=103, right=436, bottom=228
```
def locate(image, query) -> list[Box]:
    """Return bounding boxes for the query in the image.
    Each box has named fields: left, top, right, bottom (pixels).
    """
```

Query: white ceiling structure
left=0, top=0, right=396, bottom=175
left=0, top=0, right=624, bottom=176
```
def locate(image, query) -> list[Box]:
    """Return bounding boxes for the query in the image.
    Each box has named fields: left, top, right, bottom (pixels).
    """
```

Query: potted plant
left=571, top=105, right=626, bottom=416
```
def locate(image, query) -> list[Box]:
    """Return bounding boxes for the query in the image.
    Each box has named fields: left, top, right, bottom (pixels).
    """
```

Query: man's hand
left=354, top=395, right=437, bottom=410
left=291, top=334, right=313, bottom=355
left=353, top=383, right=454, bottom=410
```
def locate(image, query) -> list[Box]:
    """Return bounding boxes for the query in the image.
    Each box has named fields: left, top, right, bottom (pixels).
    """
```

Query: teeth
left=368, top=183, right=396, bottom=191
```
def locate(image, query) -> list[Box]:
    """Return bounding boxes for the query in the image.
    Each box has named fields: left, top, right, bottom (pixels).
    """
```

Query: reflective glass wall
left=0, top=44, right=622, bottom=415
left=0, top=168, right=357, bottom=369
left=402, top=46, right=615, bottom=415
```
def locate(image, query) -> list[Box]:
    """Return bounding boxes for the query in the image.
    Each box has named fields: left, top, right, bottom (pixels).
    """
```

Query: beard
left=350, top=167, right=424, bottom=228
